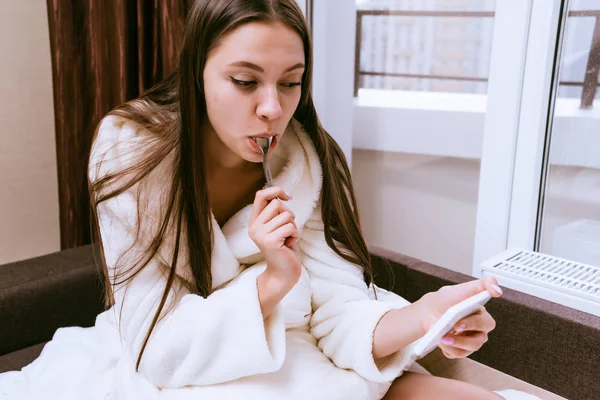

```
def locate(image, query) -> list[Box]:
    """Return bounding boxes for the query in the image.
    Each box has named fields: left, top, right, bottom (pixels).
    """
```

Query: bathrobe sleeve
left=88, top=116, right=286, bottom=389
left=299, top=204, right=418, bottom=383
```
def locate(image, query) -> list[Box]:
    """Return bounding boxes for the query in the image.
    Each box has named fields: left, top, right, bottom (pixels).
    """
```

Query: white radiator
left=480, top=249, right=600, bottom=317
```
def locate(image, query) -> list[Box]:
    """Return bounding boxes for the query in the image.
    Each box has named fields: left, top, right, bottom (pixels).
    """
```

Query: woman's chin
left=241, top=151, right=264, bottom=164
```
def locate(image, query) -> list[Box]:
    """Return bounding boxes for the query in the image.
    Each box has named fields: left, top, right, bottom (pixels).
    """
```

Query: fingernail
left=456, top=324, right=466, bottom=333
left=492, top=284, right=503, bottom=295
left=442, top=336, right=454, bottom=345
left=285, top=192, right=293, bottom=199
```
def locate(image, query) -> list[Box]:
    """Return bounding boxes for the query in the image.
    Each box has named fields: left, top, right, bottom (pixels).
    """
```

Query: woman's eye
left=231, top=77, right=257, bottom=87
left=281, top=82, right=302, bottom=88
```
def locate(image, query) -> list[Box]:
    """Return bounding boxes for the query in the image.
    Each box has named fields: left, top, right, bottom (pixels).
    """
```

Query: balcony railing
left=354, top=9, right=600, bottom=109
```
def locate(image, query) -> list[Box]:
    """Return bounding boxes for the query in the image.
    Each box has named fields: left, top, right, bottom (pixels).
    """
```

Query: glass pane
left=355, top=0, right=496, bottom=95
left=351, top=0, right=496, bottom=275
left=538, top=0, right=600, bottom=268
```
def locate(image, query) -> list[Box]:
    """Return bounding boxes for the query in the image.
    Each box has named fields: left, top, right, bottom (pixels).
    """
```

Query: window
left=537, top=1, right=600, bottom=267
left=311, top=0, right=599, bottom=312
left=351, top=0, right=498, bottom=274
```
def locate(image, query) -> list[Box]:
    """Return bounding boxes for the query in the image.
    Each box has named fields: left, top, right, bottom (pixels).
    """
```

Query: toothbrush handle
left=262, top=155, right=273, bottom=187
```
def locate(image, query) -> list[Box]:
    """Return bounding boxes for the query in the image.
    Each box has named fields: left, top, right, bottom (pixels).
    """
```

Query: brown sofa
left=1, top=245, right=598, bottom=399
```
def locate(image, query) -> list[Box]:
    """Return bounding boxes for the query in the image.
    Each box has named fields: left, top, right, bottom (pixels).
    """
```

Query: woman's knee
left=383, top=372, right=504, bottom=400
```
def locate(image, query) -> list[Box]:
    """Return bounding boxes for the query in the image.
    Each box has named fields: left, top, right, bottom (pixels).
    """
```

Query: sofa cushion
left=0, top=245, right=105, bottom=355
left=0, top=342, right=47, bottom=373
left=0, top=341, right=562, bottom=399
left=420, top=349, right=565, bottom=399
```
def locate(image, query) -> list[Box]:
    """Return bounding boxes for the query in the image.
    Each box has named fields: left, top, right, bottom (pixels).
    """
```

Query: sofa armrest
left=370, top=246, right=600, bottom=400
left=0, top=245, right=105, bottom=356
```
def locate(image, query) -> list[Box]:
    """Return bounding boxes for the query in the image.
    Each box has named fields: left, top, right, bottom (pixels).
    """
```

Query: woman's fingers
left=433, top=278, right=503, bottom=321
left=264, top=210, right=296, bottom=234
left=255, top=198, right=295, bottom=226
left=249, top=186, right=292, bottom=222
left=440, top=345, right=472, bottom=359
left=248, top=186, right=299, bottom=252
left=438, top=306, right=496, bottom=359
left=440, top=331, right=489, bottom=353
left=263, top=223, right=299, bottom=249
left=453, top=307, right=496, bottom=334
left=481, top=276, right=504, bottom=297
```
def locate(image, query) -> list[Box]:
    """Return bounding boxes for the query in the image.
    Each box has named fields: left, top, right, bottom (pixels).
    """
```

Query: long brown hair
left=89, top=0, right=374, bottom=371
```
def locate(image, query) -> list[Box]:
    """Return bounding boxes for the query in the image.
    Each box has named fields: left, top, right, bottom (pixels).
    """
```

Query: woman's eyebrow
left=228, top=61, right=305, bottom=73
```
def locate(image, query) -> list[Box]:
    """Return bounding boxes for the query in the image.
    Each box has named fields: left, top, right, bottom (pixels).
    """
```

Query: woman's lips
left=249, top=135, right=278, bottom=153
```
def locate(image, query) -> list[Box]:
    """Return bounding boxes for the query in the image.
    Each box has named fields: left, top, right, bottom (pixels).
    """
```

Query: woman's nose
left=256, top=88, right=283, bottom=121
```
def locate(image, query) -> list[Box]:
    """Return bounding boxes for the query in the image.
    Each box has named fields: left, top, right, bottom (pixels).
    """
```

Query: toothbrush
left=253, top=137, right=273, bottom=187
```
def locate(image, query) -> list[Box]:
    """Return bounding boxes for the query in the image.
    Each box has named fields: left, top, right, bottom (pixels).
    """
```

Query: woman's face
left=202, top=21, right=305, bottom=164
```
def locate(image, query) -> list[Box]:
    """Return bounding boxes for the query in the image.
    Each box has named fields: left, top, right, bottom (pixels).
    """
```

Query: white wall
left=0, top=2, right=60, bottom=264
left=352, top=149, right=600, bottom=276
left=295, top=0, right=306, bottom=15
left=354, top=90, right=600, bottom=169
left=352, top=150, right=479, bottom=275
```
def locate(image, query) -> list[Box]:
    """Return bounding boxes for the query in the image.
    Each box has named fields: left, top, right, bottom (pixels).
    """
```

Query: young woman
left=0, top=1, right=539, bottom=399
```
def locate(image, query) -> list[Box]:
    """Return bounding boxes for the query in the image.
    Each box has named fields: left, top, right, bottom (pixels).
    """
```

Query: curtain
left=46, top=0, right=188, bottom=249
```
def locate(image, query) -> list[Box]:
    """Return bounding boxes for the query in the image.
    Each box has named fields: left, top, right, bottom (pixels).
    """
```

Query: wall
left=352, top=150, right=479, bottom=275
left=352, top=150, right=600, bottom=275
left=0, top=2, right=60, bottom=264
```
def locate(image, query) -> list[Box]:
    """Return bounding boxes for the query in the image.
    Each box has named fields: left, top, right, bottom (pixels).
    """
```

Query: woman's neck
left=207, top=167, right=265, bottom=227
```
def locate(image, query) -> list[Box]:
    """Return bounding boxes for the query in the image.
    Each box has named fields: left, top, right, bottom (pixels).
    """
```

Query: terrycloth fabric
left=495, top=389, right=542, bottom=399
left=0, top=117, right=415, bottom=400
left=0, top=117, right=540, bottom=400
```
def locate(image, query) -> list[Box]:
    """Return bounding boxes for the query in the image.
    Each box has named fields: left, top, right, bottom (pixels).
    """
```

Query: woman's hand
left=437, top=305, right=497, bottom=359
left=418, top=277, right=503, bottom=359
left=249, top=186, right=302, bottom=294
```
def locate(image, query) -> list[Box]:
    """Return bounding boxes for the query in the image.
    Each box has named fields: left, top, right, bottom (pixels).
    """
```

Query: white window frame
left=506, top=0, right=567, bottom=252
left=472, top=0, right=533, bottom=273
left=473, top=0, right=564, bottom=275
left=311, top=0, right=573, bottom=276
left=311, top=0, right=357, bottom=165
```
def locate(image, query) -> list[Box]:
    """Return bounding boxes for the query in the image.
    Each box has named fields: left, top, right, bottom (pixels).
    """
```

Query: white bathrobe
left=0, top=117, right=538, bottom=400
